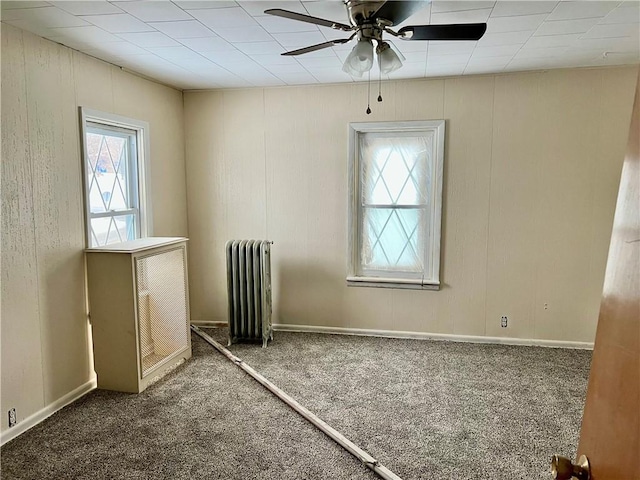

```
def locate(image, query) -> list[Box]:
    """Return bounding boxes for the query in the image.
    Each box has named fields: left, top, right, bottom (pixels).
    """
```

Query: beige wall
left=184, top=66, right=638, bottom=343
left=1, top=25, right=187, bottom=434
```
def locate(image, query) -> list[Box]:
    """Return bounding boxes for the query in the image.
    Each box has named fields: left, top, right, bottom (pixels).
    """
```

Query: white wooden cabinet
left=86, top=237, right=191, bottom=393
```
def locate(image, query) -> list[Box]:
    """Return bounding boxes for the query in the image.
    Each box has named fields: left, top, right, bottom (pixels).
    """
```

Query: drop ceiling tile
left=116, top=53, right=179, bottom=70
left=200, top=50, right=251, bottom=66
left=387, top=63, right=426, bottom=79
left=188, top=6, right=257, bottom=28
left=472, top=44, right=522, bottom=57
left=534, top=18, right=599, bottom=36
left=582, top=23, right=639, bottom=39
left=2, top=6, right=90, bottom=28
left=574, top=36, right=640, bottom=51
left=50, top=25, right=122, bottom=45
left=1, top=1, right=50, bottom=9
left=399, top=50, right=428, bottom=63
left=333, top=49, right=350, bottom=62
left=276, top=72, right=318, bottom=85
left=467, top=55, right=513, bottom=67
left=523, top=33, right=581, bottom=48
left=427, top=42, right=476, bottom=55
left=546, top=1, right=617, bottom=21
left=514, top=46, right=568, bottom=58
left=394, top=40, right=429, bottom=53
left=505, top=57, right=575, bottom=70
left=296, top=55, right=342, bottom=68
left=396, top=4, right=431, bottom=27
left=4, top=19, right=57, bottom=38
left=214, top=26, right=273, bottom=42
left=425, top=63, right=466, bottom=77
left=117, top=31, right=181, bottom=47
left=84, top=41, right=150, bottom=56
left=478, top=31, right=534, bottom=47
left=254, top=54, right=299, bottom=67
left=114, top=1, right=192, bottom=22
left=271, top=31, right=326, bottom=47
left=145, top=45, right=207, bottom=60
left=80, top=13, right=155, bottom=33
left=302, top=1, right=349, bottom=23
left=214, top=77, right=255, bottom=88
left=179, top=36, right=236, bottom=52
left=427, top=53, right=472, bottom=65
left=256, top=15, right=320, bottom=33
left=431, top=8, right=492, bottom=24
left=234, top=41, right=286, bottom=54
left=431, top=1, right=495, bottom=14
left=486, top=14, right=548, bottom=34
left=600, top=5, right=640, bottom=25
left=308, top=68, right=353, bottom=83
left=173, top=1, right=237, bottom=10
left=241, top=1, right=306, bottom=17
left=464, top=64, right=506, bottom=75
left=597, top=51, right=640, bottom=64
left=52, top=1, right=124, bottom=15
left=148, top=20, right=217, bottom=39
left=166, top=57, right=230, bottom=73
left=263, top=62, right=307, bottom=74
left=491, top=2, right=558, bottom=18
left=221, top=62, right=264, bottom=76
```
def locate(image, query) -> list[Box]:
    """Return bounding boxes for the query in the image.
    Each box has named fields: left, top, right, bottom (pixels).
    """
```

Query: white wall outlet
left=501, top=316, right=508, bottom=328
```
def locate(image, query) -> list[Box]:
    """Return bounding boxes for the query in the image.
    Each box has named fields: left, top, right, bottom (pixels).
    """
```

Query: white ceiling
left=2, top=0, right=639, bottom=90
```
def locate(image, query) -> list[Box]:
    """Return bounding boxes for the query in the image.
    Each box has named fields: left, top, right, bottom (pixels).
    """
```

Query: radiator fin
left=226, top=240, right=272, bottom=347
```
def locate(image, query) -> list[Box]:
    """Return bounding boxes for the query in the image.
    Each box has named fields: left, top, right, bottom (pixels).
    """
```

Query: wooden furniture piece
left=86, top=237, right=191, bottom=393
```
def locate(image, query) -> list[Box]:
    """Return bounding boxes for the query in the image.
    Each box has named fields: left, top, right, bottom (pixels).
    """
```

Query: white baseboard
left=191, top=320, right=593, bottom=349
left=1, top=378, right=97, bottom=446
left=273, top=324, right=594, bottom=350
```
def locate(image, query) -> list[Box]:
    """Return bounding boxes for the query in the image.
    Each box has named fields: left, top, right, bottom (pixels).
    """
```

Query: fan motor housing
left=345, top=0, right=386, bottom=26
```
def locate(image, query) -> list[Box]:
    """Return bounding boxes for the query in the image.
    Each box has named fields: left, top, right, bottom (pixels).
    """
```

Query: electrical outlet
left=8, top=408, right=16, bottom=428
left=501, top=316, right=508, bottom=328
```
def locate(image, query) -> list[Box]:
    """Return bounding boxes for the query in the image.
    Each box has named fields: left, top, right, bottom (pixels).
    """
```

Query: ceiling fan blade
left=398, top=23, right=487, bottom=41
left=372, top=1, right=428, bottom=26
left=281, top=38, right=352, bottom=56
left=264, top=9, right=352, bottom=31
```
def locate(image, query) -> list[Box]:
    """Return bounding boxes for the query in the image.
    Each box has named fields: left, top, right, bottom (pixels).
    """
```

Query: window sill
left=346, top=276, right=440, bottom=291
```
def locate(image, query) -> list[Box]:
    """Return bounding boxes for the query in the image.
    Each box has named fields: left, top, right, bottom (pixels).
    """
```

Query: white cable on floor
left=190, top=325, right=403, bottom=480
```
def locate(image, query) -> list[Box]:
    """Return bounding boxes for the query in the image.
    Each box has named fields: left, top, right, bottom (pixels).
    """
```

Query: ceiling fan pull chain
left=378, top=67, right=382, bottom=103
left=366, top=70, right=372, bottom=114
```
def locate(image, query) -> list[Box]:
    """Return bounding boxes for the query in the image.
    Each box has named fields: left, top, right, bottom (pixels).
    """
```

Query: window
left=80, top=108, right=151, bottom=248
left=347, top=120, right=444, bottom=290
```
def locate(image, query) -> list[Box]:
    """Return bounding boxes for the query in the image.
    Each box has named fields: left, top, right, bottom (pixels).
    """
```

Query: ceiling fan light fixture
left=376, top=41, right=403, bottom=74
left=342, top=38, right=374, bottom=75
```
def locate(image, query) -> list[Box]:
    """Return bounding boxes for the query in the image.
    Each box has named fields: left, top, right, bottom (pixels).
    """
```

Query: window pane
left=85, top=125, right=136, bottom=214
left=360, top=133, right=433, bottom=206
left=361, top=207, right=425, bottom=272
left=90, top=214, right=137, bottom=248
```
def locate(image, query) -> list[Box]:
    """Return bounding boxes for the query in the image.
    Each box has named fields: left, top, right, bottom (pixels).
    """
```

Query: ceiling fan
left=264, top=1, right=487, bottom=77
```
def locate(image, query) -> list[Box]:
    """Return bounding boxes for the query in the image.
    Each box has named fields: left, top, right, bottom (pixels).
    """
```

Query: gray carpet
left=1, top=329, right=591, bottom=480
left=0, top=333, right=376, bottom=480
left=208, top=328, right=591, bottom=480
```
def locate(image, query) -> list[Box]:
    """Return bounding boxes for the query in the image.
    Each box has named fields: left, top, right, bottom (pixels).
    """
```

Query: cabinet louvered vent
left=136, top=247, right=189, bottom=376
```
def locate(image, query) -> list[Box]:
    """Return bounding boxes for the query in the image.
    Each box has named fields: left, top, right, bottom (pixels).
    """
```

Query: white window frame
left=79, top=107, right=152, bottom=248
left=347, top=120, right=445, bottom=290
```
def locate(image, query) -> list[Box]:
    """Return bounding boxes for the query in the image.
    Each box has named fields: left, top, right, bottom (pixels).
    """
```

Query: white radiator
left=226, top=240, right=273, bottom=347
